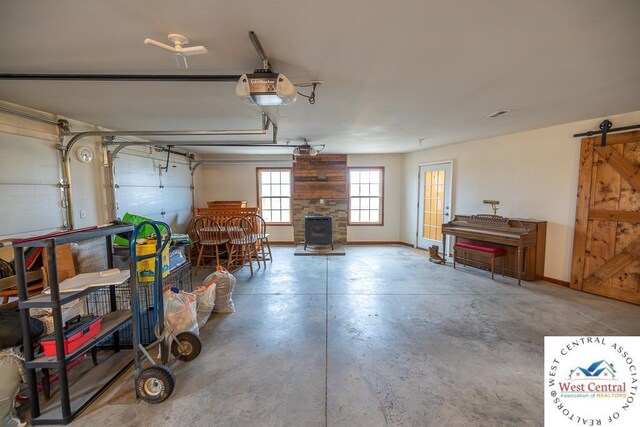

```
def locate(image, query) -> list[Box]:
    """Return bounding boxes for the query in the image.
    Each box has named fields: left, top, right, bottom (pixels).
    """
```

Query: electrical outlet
left=79, top=209, right=87, bottom=219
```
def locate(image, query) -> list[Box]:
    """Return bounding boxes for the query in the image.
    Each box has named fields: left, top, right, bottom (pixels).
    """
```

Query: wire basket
left=86, top=262, right=193, bottom=347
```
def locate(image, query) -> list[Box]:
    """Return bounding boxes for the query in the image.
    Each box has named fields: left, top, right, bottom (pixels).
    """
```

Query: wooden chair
left=225, top=217, right=260, bottom=276
left=186, top=217, right=200, bottom=265
left=244, top=213, right=272, bottom=268
left=194, top=217, right=229, bottom=275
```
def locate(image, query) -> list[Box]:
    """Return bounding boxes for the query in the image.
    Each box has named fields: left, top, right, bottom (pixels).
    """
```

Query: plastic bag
left=203, top=266, right=236, bottom=314
left=113, top=212, right=156, bottom=246
left=163, top=288, right=198, bottom=336
left=0, top=352, right=25, bottom=427
left=194, top=282, right=216, bottom=328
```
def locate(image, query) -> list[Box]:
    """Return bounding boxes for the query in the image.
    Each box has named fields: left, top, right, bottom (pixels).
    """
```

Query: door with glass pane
left=417, top=162, right=452, bottom=252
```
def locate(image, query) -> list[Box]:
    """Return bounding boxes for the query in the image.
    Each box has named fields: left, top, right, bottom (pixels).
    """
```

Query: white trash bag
left=0, top=351, right=25, bottom=427
left=194, top=281, right=216, bottom=328
left=203, top=266, right=236, bottom=314
left=163, top=288, right=198, bottom=337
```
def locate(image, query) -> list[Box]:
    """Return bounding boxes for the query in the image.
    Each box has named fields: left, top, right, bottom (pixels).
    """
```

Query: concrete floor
left=71, top=245, right=640, bottom=427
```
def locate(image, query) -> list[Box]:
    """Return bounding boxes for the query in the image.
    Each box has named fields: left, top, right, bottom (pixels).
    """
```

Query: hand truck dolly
left=129, top=221, right=202, bottom=403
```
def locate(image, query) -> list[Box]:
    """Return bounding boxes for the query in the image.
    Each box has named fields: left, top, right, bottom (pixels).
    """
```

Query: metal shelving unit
left=14, top=224, right=134, bottom=425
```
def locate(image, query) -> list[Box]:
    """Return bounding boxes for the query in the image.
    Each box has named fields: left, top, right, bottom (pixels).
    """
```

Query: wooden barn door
left=570, top=130, right=640, bottom=304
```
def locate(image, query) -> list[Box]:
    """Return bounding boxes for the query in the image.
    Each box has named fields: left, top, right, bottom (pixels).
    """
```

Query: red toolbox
left=41, top=315, right=103, bottom=357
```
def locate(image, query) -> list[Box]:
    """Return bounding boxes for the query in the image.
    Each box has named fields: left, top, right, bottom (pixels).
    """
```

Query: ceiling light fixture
left=143, top=34, right=208, bottom=69
left=236, top=69, right=297, bottom=106
left=292, top=140, right=324, bottom=156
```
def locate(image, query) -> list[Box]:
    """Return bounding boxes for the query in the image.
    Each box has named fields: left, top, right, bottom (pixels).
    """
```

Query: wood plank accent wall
left=293, top=155, right=348, bottom=199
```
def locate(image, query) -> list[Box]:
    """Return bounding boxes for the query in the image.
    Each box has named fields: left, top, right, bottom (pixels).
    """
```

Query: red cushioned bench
left=453, top=241, right=507, bottom=280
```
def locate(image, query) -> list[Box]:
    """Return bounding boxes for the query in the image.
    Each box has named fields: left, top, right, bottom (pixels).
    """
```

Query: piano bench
left=453, top=242, right=507, bottom=280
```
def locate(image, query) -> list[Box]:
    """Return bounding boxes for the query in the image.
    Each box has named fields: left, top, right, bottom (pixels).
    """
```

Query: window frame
left=347, top=166, right=384, bottom=226
left=256, top=167, right=293, bottom=226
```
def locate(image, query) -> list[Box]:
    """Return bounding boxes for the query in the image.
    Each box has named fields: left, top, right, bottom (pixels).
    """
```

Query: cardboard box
left=42, top=244, right=76, bottom=286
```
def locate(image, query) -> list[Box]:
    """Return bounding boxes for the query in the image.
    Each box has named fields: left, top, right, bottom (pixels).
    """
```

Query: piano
left=442, top=214, right=547, bottom=283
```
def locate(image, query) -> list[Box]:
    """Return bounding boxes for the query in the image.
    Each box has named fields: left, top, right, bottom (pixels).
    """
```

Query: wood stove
left=304, top=215, right=334, bottom=250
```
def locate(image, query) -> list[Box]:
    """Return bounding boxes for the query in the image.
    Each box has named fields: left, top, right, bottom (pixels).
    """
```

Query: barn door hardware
left=573, top=119, right=640, bottom=146
left=598, top=120, right=612, bottom=146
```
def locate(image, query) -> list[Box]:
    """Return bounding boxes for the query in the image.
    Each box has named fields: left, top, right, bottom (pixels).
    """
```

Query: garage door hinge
left=58, top=180, right=69, bottom=189
left=159, top=184, right=164, bottom=189
left=160, top=211, right=166, bottom=216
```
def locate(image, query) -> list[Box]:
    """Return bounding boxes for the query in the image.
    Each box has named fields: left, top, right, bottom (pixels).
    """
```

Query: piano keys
left=442, top=214, right=547, bottom=283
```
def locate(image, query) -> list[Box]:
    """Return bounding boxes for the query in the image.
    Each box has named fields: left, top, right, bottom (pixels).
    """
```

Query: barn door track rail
left=573, top=119, right=640, bottom=147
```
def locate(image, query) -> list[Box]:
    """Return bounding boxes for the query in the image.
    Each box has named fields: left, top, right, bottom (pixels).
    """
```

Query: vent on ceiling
left=487, top=110, right=510, bottom=118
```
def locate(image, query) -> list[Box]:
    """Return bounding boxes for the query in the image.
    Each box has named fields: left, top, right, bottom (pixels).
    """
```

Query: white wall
left=347, top=154, right=401, bottom=242
left=400, top=110, right=640, bottom=281
left=194, top=155, right=295, bottom=242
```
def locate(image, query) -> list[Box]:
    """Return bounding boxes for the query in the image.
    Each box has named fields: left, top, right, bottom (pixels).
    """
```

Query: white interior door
left=417, top=162, right=452, bottom=251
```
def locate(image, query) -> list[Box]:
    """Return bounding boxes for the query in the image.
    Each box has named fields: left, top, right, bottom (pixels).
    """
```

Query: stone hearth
left=293, top=199, right=347, bottom=244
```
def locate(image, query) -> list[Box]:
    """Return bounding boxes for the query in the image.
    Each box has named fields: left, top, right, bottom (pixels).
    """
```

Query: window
left=257, top=168, right=292, bottom=224
left=348, top=167, right=384, bottom=225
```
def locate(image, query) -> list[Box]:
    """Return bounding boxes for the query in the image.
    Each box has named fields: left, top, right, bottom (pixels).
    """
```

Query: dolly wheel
left=171, top=331, right=202, bottom=362
left=136, top=366, right=175, bottom=404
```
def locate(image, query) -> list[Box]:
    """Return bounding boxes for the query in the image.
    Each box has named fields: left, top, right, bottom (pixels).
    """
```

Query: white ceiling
left=1, top=0, right=639, bottom=154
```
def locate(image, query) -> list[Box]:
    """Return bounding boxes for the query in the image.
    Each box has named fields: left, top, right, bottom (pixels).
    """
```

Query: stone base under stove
left=294, top=244, right=346, bottom=256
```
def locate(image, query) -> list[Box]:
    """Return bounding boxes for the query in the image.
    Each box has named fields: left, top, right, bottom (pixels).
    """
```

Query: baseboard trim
left=397, top=241, right=415, bottom=248
left=543, top=276, right=570, bottom=287
left=272, top=241, right=416, bottom=247
left=346, top=241, right=413, bottom=246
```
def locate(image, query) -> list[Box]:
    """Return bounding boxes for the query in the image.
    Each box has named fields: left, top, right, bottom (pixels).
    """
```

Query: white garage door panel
left=151, top=210, right=191, bottom=233
left=0, top=133, right=62, bottom=238
left=116, top=155, right=159, bottom=187
left=0, top=134, right=59, bottom=183
left=161, top=187, right=191, bottom=210
left=116, top=187, right=162, bottom=217
left=114, top=152, right=192, bottom=234
left=162, top=164, right=191, bottom=187
left=0, top=184, right=62, bottom=236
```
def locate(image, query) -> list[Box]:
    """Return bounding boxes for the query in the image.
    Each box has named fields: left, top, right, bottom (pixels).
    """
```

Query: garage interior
left=1, top=1, right=639, bottom=426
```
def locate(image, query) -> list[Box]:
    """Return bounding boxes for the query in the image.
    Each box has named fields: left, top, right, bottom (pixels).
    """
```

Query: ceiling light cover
left=236, top=72, right=297, bottom=106
left=293, top=145, right=319, bottom=156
